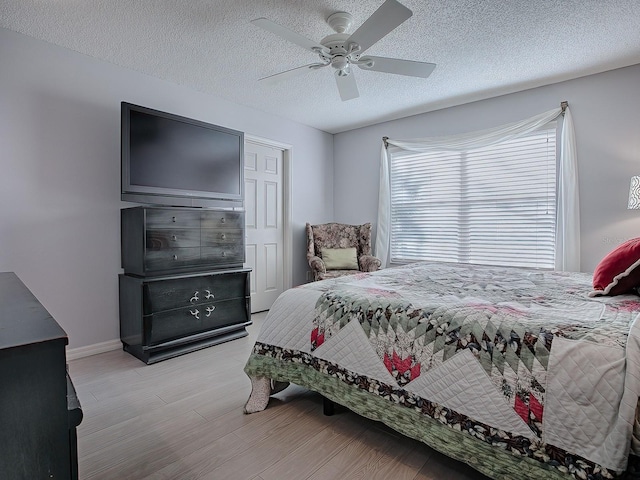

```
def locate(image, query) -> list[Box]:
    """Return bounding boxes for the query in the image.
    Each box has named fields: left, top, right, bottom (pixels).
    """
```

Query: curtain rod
left=383, top=102, right=569, bottom=147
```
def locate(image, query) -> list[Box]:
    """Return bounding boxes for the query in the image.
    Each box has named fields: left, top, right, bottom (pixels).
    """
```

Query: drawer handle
left=190, top=291, right=199, bottom=303
left=221, top=234, right=226, bottom=240
left=204, top=289, right=214, bottom=300
left=221, top=217, right=226, bottom=223
left=173, top=254, right=178, bottom=260
left=222, top=252, right=226, bottom=257
left=189, top=309, right=200, bottom=320
left=172, top=216, right=177, bottom=222
left=172, top=235, right=177, bottom=241
left=205, top=306, right=216, bottom=317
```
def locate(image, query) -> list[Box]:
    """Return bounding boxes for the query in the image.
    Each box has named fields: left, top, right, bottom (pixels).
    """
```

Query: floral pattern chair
left=306, top=222, right=382, bottom=281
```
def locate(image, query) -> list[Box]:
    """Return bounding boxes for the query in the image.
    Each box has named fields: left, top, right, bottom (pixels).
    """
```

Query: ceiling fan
left=251, top=0, right=436, bottom=101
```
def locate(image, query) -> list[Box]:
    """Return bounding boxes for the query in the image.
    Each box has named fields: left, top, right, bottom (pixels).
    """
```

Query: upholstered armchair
left=306, top=222, right=382, bottom=281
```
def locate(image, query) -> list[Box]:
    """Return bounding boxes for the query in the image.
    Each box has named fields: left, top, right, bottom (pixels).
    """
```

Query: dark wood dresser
left=121, top=206, right=246, bottom=276
left=119, top=268, right=251, bottom=364
left=120, top=206, right=251, bottom=364
left=0, top=272, right=82, bottom=479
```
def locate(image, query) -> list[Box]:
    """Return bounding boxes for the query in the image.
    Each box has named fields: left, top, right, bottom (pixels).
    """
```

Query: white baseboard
left=66, top=339, right=122, bottom=361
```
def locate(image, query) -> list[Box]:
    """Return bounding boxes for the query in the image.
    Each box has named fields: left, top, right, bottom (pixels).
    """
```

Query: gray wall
left=0, top=28, right=334, bottom=349
left=333, top=64, right=640, bottom=273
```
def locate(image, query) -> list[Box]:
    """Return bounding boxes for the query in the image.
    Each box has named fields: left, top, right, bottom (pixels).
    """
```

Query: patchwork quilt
left=244, top=262, right=640, bottom=480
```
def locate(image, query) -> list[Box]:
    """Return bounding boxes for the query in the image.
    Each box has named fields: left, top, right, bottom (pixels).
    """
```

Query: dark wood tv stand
left=119, top=206, right=251, bottom=364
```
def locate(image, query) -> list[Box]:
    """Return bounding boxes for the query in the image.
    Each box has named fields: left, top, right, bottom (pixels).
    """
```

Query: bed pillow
left=590, top=237, right=640, bottom=297
left=321, top=247, right=359, bottom=270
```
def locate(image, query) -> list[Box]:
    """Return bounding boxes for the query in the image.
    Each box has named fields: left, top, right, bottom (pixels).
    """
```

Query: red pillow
left=590, top=237, right=640, bottom=297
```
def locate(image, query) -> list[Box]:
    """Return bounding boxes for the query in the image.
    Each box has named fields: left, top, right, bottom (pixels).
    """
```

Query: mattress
left=244, top=262, right=640, bottom=480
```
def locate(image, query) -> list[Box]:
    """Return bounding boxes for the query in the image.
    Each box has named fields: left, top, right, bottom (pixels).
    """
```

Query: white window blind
left=389, top=126, right=557, bottom=268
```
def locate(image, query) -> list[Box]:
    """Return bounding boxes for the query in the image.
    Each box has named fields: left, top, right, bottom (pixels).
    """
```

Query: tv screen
left=121, top=102, right=244, bottom=207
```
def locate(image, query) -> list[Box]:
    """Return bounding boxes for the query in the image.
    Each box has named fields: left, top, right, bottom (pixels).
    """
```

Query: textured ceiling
left=2, top=0, right=640, bottom=134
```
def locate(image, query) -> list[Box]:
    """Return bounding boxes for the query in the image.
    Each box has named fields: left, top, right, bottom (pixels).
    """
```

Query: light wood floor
left=69, top=312, right=490, bottom=480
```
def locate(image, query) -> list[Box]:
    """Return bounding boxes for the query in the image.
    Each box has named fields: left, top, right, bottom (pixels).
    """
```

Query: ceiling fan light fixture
left=331, top=55, right=349, bottom=71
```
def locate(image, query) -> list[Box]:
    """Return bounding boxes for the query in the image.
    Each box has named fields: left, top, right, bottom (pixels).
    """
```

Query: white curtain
left=375, top=106, right=580, bottom=271
left=555, top=107, right=580, bottom=271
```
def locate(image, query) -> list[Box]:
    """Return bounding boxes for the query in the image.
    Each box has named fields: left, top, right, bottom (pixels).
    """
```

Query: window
left=389, top=126, right=557, bottom=268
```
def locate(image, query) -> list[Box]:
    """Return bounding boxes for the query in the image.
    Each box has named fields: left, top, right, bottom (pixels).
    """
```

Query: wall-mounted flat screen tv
left=121, top=102, right=244, bottom=208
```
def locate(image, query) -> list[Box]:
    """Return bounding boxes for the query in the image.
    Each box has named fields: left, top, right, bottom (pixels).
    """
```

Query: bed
left=243, top=261, right=640, bottom=480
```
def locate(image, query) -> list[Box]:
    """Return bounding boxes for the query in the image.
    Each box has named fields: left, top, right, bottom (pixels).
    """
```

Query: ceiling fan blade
left=358, top=56, right=436, bottom=78
left=335, top=70, right=359, bottom=101
left=259, top=63, right=325, bottom=85
left=346, top=0, right=412, bottom=54
left=251, top=18, right=329, bottom=54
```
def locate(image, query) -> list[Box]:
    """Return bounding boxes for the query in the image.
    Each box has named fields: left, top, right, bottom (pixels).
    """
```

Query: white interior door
left=244, top=140, right=285, bottom=312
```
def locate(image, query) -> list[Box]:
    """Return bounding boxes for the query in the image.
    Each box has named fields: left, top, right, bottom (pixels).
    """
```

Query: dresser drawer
left=146, top=229, right=201, bottom=249
left=144, top=297, right=249, bottom=346
left=143, top=272, right=248, bottom=314
left=145, top=209, right=201, bottom=229
left=201, top=297, right=250, bottom=331
left=201, top=211, right=244, bottom=229
left=144, top=248, right=201, bottom=272
left=201, top=228, right=244, bottom=246
left=201, top=245, right=244, bottom=265
left=144, top=306, right=205, bottom=346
